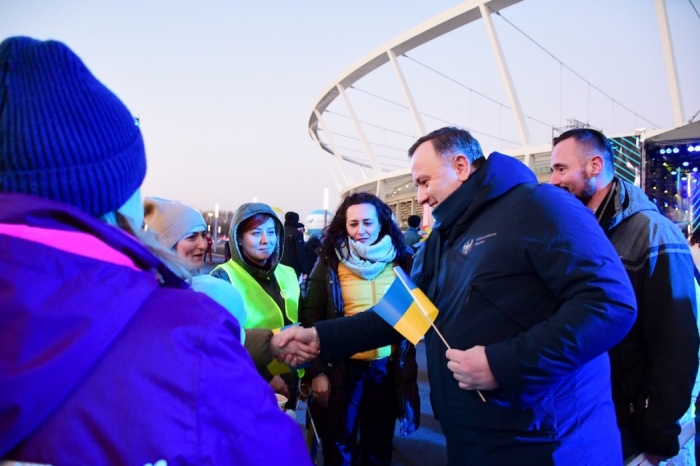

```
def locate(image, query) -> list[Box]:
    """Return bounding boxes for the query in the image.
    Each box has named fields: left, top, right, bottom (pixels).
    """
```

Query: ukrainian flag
left=373, top=267, right=439, bottom=345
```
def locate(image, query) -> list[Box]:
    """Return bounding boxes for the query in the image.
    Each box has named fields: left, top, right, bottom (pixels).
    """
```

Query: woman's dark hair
left=322, top=192, right=406, bottom=259
left=236, top=212, right=276, bottom=269
left=237, top=213, right=273, bottom=237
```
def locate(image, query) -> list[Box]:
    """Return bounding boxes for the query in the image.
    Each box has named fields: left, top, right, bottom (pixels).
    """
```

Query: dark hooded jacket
left=212, top=203, right=290, bottom=320
left=301, top=246, right=420, bottom=438
left=211, top=203, right=299, bottom=387
left=597, top=178, right=699, bottom=459
left=312, top=153, right=637, bottom=465
left=304, top=234, right=322, bottom=274
left=281, top=211, right=307, bottom=276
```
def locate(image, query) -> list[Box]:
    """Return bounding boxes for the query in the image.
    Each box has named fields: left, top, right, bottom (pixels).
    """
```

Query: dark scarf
left=594, top=178, right=624, bottom=229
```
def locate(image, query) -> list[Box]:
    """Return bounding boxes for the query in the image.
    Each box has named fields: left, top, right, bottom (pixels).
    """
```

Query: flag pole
left=306, top=405, right=321, bottom=445
left=429, top=321, right=451, bottom=350
left=393, top=269, right=486, bottom=403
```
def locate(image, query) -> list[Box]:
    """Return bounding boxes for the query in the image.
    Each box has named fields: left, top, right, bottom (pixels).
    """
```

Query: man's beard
left=573, top=169, right=597, bottom=206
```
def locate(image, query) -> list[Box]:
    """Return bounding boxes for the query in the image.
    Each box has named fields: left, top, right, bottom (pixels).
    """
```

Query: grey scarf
left=336, top=235, right=396, bottom=280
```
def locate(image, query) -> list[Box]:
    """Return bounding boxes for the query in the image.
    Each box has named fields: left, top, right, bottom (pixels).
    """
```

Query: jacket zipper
left=466, top=285, right=476, bottom=304
left=611, top=345, right=637, bottom=416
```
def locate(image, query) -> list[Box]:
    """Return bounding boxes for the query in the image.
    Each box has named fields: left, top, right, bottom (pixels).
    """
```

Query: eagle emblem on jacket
left=461, top=239, right=474, bottom=255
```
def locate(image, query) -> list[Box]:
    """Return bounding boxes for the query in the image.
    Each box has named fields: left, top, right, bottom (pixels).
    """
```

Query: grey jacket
left=600, top=178, right=699, bottom=458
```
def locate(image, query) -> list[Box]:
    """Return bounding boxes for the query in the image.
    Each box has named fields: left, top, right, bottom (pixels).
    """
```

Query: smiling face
left=549, top=137, right=597, bottom=206
left=345, top=203, right=380, bottom=245
left=410, top=140, right=470, bottom=208
left=240, top=216, right=277, bottom=266
left=175, top=230, right=208, bottom=267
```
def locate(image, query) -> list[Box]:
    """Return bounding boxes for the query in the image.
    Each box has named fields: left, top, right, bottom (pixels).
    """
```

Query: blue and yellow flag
left=373, top=267, right=439, bottom=345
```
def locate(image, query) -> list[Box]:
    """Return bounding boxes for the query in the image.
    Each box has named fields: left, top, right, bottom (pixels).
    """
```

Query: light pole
left=323, top=187, right=329, bottom=228
left=214, top=203, right=219, bottom=254
left=207, top=212, right=213, bottom=233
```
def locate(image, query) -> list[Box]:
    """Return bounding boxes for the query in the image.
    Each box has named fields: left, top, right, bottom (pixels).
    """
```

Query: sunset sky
left=2, top=0, right=698, bottom=220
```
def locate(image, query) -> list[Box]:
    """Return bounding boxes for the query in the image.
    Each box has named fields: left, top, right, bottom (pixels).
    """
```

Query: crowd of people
left=2, top=35, right=699, bottom=466
left=278, top=127, right=700, bottom=465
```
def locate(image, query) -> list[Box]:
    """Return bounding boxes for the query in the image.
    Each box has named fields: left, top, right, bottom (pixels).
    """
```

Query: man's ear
left=588, top=155, right=604, bottom=177
left=452, top=154, right=471, bottom=182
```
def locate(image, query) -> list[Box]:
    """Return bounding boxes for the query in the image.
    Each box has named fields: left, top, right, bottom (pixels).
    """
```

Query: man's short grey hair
left=408, top=126, right=484, bottom=163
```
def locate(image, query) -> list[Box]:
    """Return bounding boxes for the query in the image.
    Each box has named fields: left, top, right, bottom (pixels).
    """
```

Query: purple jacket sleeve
left=197, top=315, right=311, bottom=464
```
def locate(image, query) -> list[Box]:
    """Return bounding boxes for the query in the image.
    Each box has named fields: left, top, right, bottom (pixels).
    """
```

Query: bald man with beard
left=550, top=128, right=700, bottom=465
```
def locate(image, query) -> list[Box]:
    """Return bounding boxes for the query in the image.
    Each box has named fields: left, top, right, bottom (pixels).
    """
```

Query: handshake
left=269, top=325, right=320, bottom=367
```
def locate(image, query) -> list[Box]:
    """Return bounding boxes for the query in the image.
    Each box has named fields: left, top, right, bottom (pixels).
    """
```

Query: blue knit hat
left=0, top=36, right=147, bottom=218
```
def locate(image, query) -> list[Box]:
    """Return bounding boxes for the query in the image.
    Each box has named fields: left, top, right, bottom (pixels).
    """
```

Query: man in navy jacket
left=278, top=127, right=637, bottom=465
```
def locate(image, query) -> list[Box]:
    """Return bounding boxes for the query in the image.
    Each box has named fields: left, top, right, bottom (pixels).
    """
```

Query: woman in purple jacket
left=0, top=36, right=312, bottom=465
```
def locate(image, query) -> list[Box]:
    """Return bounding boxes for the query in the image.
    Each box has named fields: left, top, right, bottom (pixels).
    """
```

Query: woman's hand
left=271, top=326, right=319, bottom=366
left=312, top=375, right=330, bottom=408
left=270, top=375, right=290, bottom=399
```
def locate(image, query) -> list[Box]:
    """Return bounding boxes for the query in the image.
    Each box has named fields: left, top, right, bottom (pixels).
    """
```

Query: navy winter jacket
left=315, top=153, right=637, bottom=465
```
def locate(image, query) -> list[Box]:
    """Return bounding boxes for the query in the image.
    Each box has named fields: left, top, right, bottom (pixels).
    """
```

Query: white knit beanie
left=143, top=197, right=206, bottom=249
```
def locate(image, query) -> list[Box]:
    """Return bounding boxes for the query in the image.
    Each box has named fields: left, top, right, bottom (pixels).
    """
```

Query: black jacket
left=304, top=235, right=321, bottom=274
left=599, top=178, right=699, bottom=458
left=281, top=224, right=306, bottom=277
left=301, top=246, right=419, bottom=438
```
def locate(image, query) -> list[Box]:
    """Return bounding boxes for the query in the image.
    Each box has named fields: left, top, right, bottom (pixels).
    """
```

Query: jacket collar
left=599, top=177, right=657, bottom=232
left=432, top=152, right=537, bottom=237
left=417, top=153, right=536, bottom=298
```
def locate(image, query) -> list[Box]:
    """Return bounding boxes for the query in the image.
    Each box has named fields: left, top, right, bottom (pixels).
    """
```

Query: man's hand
left=446, top=346, right=498, bottom=391
left=269, top=375, right=290, bottom=399
left=311, top=374, right=330, bottom=408
left=270, top=326, right=319, bottom=366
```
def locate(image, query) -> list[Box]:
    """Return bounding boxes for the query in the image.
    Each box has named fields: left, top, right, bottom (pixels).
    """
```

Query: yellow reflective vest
left=213, top=260, right=299, bottom=330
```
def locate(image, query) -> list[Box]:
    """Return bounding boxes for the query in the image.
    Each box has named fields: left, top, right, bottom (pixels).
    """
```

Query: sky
left=2, top=0, right=699, bottom=220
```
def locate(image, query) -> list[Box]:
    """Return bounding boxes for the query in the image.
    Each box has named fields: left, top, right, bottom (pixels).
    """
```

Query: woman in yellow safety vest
left=212, top=202, right=301, bottom=408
